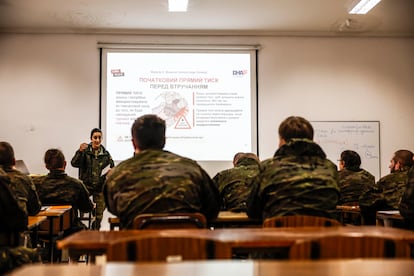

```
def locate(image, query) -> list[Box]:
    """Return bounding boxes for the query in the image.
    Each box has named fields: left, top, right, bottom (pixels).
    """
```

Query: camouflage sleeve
left=25, top=176, right=41, bottom=216
left=359, top=184, right=386, bottom=209
left=199, top=169, right=220, bottom=220
left=246, top=174, right=263, bottom=219
left=0, top=247, right=40, bottom=274
left=70, top=150, right=84, bottom=168
left=399, top=167, right=414, bottom=220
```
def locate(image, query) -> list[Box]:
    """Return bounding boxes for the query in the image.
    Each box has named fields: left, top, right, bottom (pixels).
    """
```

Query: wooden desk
left=109, top=211, right=262, bottom=230
left=9, top=260, right=414, bottom=276
left=108, top=217, right=120, bottom=230
left=28, top=216, right=47, bottom=230
left=57, top=226, right=414, bottom=262
left=28, top=215, right=47, bottom=248
left=37, top=205, right=73, bottom=262
left=209, top=211, right=262, bottom=228
left=376, top=210, right=405, bottom=228
left=336, top=205, right=362, bottom=225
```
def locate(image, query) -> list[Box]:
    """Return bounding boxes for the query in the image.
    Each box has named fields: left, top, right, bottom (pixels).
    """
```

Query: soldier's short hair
left=44, top=149, right=65, bottom=170
left=340, top=150, right=361, bottom=169
left=132, top=114, right=166, bottom=150
left=90, top=128, right=102, bottom=139
left=0, top=141, right=15, bottom=167
left=278, top=116, right=314, bottom=142
left=233, top=152, right=260, bottom=166
left=393, top=150, right=414, bottom=167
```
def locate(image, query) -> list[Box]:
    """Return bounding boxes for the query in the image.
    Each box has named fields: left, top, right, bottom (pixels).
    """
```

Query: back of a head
left=278, top=116, right=314, bottom=142
left=341, top=150, right=361, bottom=169
left=44, top=149, right=65, bottom=170
left=0, top=141, right=15, bottom=168
left=234, top=152, right=260, bottom=166
left=132, top=114, right=166, bottom=150
left=394, top=149, right=414, bottom=168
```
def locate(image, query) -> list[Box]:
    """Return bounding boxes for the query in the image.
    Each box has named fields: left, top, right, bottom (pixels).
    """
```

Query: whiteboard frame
left=311, top=120, right=381, bottom=181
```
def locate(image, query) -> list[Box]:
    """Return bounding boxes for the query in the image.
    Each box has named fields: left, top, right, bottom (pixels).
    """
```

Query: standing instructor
left=71, top=128, right=114, bottom=230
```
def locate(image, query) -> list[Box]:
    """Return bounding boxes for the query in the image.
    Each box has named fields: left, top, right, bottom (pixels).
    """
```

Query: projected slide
left=102, top=50, right=257, bottom=162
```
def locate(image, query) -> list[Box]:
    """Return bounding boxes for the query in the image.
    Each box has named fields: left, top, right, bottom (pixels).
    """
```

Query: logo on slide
left=111, top=69, right=125, bottom=77
left=232, top=69, right=248, bottom=77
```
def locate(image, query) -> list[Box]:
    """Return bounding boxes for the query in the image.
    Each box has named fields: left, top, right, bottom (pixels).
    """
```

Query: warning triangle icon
left=175, top=116, right=191, bottom=129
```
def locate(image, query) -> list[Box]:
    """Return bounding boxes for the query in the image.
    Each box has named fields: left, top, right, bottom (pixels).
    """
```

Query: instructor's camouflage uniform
left=247, top=138, right=340, bottom=220
left=213, top=155, right=260, bottom=212
left=104, top=149, right=220, bottom=229
left=71, top=144, right=114, bottom=229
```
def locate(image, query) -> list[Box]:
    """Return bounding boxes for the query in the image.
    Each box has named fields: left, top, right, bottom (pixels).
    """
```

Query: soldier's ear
left=63, top=160, right=67, bottom=169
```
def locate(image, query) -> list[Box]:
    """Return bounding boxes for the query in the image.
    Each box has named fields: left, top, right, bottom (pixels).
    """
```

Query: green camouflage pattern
left=1, top=167, right=41, bottom=216
left=104, top=149, right=220, bottom=229
left=0, top=168, right=40, bottom=274
left=399, top=166, right=414, bottom=224
left=71, top=144, right=114, bottom=229
left=213, top=156, right=260, bottom=212
left=0, top=247, right=40, bottom=274
left=247, top=139, right=340, bottom=220
left=360, top=166, right=411, bottom=210
left=32, top=170, right=93, bottom=230
left=338, top=168, right=375, bottom=205
left=70, top=144, right=114, bottom=192
left=0, top=168, right=27, bottom=232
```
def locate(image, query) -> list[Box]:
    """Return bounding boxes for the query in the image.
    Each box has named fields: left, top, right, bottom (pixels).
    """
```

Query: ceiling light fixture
left=168, top=0, right=188, bottom=12
left=349, top=0, right=381, bottom=14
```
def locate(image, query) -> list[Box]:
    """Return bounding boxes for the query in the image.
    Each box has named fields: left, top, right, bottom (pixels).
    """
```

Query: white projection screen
left=100, top=44, right=258, bottom=176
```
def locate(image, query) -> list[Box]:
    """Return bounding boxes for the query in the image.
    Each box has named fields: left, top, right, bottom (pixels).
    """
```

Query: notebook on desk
left=14, top=159, right=30, bottom=175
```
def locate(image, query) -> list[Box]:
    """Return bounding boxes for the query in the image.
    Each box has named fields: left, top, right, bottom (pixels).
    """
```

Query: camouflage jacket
left=104, top=149, right=220, bottom=229
left=360, top=166, right=411, bottom=210
left=71, top=144, right=114, bottom=192
left=213, top=156, right=260, bottom=212
left=0, top=168, right=28, bottom=232
left=338, top=168, right=375, bottom=205
left=399, top=166, right=414, bottom=221
left=247, top=139, right=340, bottom=220
left=0, top=171, right=40, bottom=274
left=1, top=166, right=41, bottom=216
left=32, top=170, right=93, bottom=213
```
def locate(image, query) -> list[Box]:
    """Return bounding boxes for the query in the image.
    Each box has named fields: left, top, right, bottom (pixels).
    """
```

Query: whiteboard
left=312, top=121, right=380, bottom=181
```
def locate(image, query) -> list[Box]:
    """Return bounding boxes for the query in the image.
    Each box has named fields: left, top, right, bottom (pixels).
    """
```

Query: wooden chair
left=263, top=215, right=342, bottom=228
left=132, top=213, right=207, bottom=229
left=289, top=235, right=411, bottom=259
left=106, top=236, right=232, bottom=262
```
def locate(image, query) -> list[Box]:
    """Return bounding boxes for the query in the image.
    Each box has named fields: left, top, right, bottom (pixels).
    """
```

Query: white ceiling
left=0, top=0, right=413, bottom=36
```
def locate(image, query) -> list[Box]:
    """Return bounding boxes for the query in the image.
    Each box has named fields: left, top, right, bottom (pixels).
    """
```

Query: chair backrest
left=289, top=235, right=410, bottom=259
left=106, top=236, right=232, bottom=262
left=263, top=215, right=342, bottom=228
left=132, top=213, right=207, bottom=229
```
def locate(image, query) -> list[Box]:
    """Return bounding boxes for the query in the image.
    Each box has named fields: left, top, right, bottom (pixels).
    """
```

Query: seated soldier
left=33, top=149, right=94, bottom=234
left=0, top=168, right=40, bottom=274
left=399, top=165, right=414, bottom=229
left=247, top=116, right=340, bottom=221
left=337, top=150, right=375, bottom=205
left=213, top=152, right=261, bottom=212
left=0, top=141, right=41, bottom=216
left=360, top=149, right=413, bottom=225
left=104, top=114, right=220, bottom=229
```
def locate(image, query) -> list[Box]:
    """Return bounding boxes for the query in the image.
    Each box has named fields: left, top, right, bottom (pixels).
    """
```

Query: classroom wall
left=0, top=33, right=413, bottom=180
